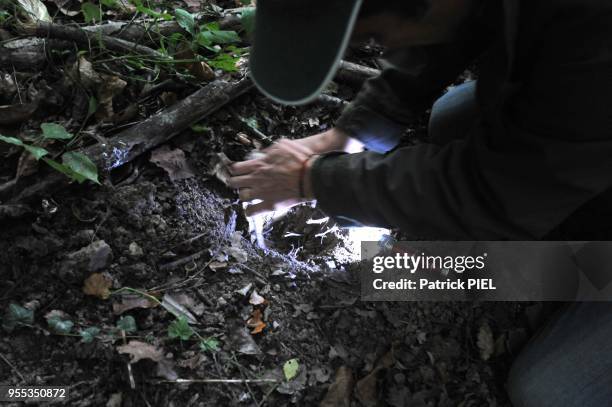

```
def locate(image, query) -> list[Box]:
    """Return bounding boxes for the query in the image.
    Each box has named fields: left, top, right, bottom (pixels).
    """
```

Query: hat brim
left=250, top=0, right=363, bottom=105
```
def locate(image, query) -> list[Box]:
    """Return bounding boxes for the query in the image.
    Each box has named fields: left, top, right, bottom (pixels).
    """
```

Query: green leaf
left=117, top=315, right=137, bottom=333
left=23, top=144, right=48, bottom=160
left=47, top=316, right=74, bottom=334
left=62, top=152, right=100, bottom=184
left=81, top=2, right=102, bottom=23
left=41, top=123, right=73, bottom=140
left=197, top=27, right=241, bottom=46
left=80, top=327, right=101, bottom=343
left=207, top=52, right=240, bottom=72
left=199, top=337, right=220, bottom=352
left=0, top=10, right=10, bottom=24
left=2, top=303, right=34, bottom=332
left=100, top=0, right=117, bottom=8
left=190, top=124, right=211, bottom=133
left=168, top=316, right=193, bottom=341
left=243, top=116, right=259, bottom=130
left=175, top=8, right=195, bottom=36
left=240, top=7, right=256, bottom=37
left=43, top=158, right=87, bottom=183
left=283, top=358, right=299, bottom=381
left=132, top=1, right=171, bottom=20
left=0, top=134, right=48, bottom=160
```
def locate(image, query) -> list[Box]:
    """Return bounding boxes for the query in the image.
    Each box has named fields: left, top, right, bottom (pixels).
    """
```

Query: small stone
left=65, top=240, right=113, bottom=272
left=72, top=229, right=94, bottom=246
left=217, top=297, right=227, bottom=307
left=128, top=242, right=144, bottom=257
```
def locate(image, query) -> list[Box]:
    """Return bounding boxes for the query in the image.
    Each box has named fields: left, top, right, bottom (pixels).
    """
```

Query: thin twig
left=154, top=378, right=279, bottom=384
left=21, top=21, right=169, bottom=61
left=158, top=249, right=207, bottom=271
left=0, top=353, right=26, bottom=383
left=212, top=353, right=239, bottom=401
left=231, top=352, right=262, bottom=407
left=121, top=330, right=136, bottom=389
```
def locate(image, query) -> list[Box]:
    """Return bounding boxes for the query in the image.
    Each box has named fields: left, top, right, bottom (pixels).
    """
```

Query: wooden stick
left=335, top=60, right=380, bottom=86
left=0, top=353, right=25, bottom=382
left=80, top=13, right=239, bottom=44
left=121, top=330, right=136, bottom=389
left=0, top=50, right=46, bottom=70
left=21, top=21, right=168, bottom=61
left=317, top=94, right=349, bottom=109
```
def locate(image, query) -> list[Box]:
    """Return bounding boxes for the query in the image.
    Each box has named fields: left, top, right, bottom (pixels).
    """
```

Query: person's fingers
left=227, top=175, right=253, bottom=189
left=229, top=159, right=262, bottom=176
left=245, top=200, right=275, bottom=217
left=238, top=188, right=254, bottom=201
left=263, top=138, right=312, bottom=156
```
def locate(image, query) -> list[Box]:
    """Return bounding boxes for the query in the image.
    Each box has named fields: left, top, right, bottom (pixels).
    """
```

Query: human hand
left=228, top=139, right=316, bottom=216
left=295, top=128, right=363, bottom=154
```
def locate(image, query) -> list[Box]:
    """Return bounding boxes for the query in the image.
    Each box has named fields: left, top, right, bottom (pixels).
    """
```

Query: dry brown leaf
left=112, top=296, right=157, bottom=315
left=174, top=45, right=215, bottom=82
left=82, top=272, right=112, bottom=300
left=477, top=323, right=494, bottom=361
left=191, top=61, right=215, bottom=82
left=211, top=152, right=233, bottom=186
left=208, top=261, right=227, bottom=271
left=159, top=91, right=178, bottom=107
left=235, top=132, right=252, bottom=146
left=117, top=340, right=164, bottom=363
left=182, top=0, right=202, bottom=11
left=228, top=320, right=261, bottom=355
left=150, top=145, right=195, bottom=181
left=156, top=359, right=178, bottom=381
left=320, top=366, right=354, bottom=407
left=49, top=0, right=79, bottom=16
left=17, top=0, right=52, bottom=22
left=96, top=74, right=127, bottom=120
left=249, top=289, right=265, bottom=305
left=16, top=150, right=39, bottom=179
left=75, top=56, right=125, bottom=120
left=76, top=56, right=101, bottom=89
left=161, top=293, right=197, bottom=324
left=246, top=308, right=266, bottom=335
left=355, top=351, right=395, bottom=407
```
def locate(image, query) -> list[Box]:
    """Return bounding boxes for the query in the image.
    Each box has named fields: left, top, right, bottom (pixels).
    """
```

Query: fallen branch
left=0, top=49, right=46, bottom=70
left=8, top=77, right=254, bottom=203
left=317, top=94, right=348, bottom=109
left=335, top=60, right=380, bottom=86
left=21, top=21, right=168, bottom=61
left=80, top=12, right=239, bottom=44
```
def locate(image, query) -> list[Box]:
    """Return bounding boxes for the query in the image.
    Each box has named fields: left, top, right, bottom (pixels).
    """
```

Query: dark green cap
left=250, top=0, right=363, bottom=105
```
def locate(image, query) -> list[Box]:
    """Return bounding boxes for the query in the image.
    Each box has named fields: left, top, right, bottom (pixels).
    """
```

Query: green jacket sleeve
left=312, top=6, right=612, bottom=239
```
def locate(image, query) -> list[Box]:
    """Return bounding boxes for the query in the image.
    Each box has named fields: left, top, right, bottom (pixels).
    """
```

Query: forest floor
left=0, top=1, right=535, bottom=406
